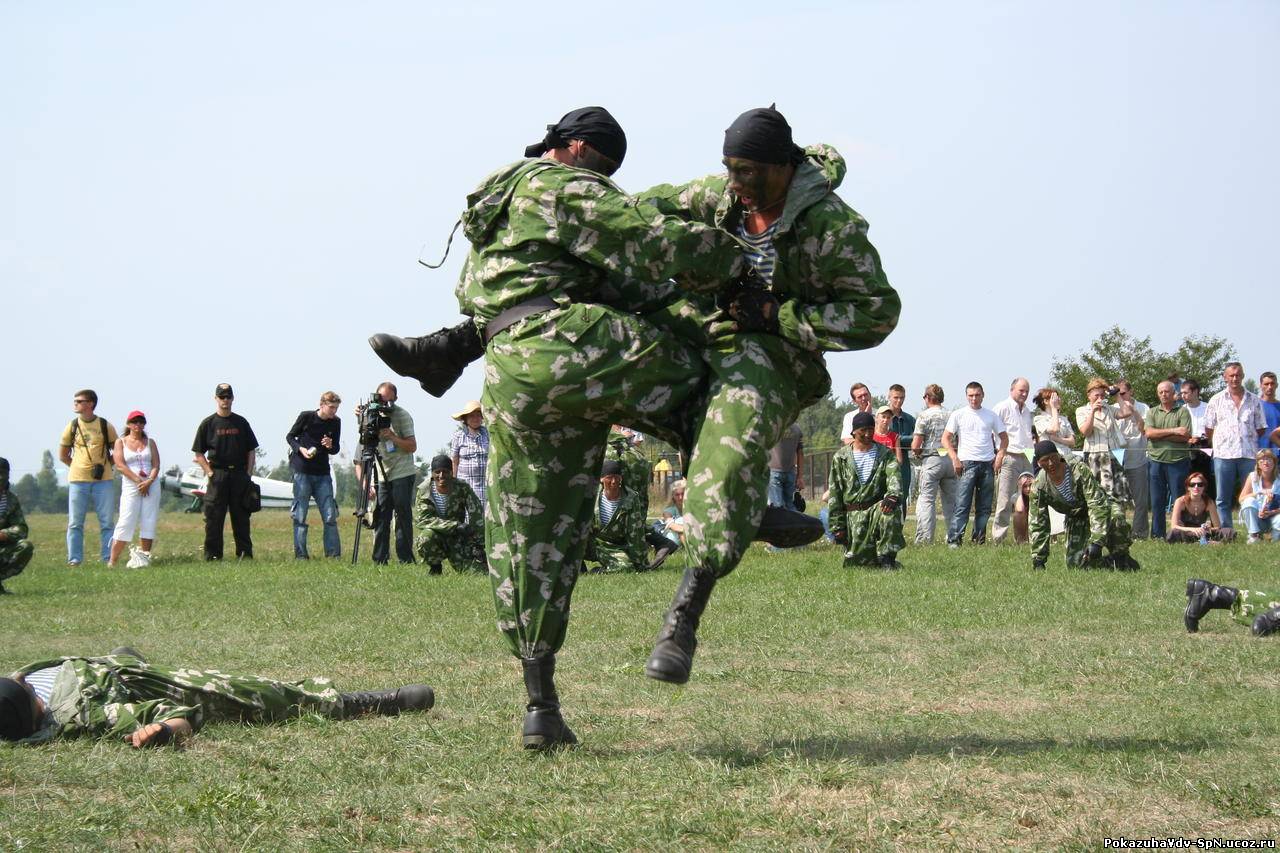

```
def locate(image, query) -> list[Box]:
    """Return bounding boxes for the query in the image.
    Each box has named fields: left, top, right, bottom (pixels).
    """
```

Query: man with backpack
left=58, top=389, right=118, bottom=566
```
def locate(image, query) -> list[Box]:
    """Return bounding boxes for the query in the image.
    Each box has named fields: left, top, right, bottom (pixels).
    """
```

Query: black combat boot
left=645, top=566, right=717, bottom=684
left=1184, top=579, right=1238, bottom=633
left=368, top=319, right=485, bottom=398
left=754, top=506, right=825, bottom=548
left=521, top=655, right=577, bottom=750
left=1112, top=551, right=1141, bottom=571
left=645, top=531, right=678, bottom=570
left=878, top=553, right=902, bottom=570
left=1252, top=606, right=1280, bottom=637
left=339, top=684, right=435, bottom=718
left=428, top=563, right=444, bottom=575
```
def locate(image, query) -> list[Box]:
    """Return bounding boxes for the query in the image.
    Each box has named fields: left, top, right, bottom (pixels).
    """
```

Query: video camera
left=356, top=393, right=393, bottom=448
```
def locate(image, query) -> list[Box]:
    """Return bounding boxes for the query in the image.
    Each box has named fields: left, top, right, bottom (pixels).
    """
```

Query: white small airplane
left=160, top=466, right=308, bottom=511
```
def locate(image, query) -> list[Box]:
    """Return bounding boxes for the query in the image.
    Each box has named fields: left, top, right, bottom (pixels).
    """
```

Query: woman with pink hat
left=109, top=411, right=161, bottom=567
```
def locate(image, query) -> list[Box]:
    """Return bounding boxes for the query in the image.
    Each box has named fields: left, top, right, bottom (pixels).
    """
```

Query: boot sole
left=645, top=658, right=691, bottom=685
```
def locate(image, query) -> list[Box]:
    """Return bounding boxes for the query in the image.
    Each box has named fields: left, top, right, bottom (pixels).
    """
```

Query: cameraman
left=353, top=382, right=417, bottom=565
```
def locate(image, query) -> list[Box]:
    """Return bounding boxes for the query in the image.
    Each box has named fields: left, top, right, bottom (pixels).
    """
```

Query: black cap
left=524, top=106, right=627, bottom=167
left=0, top=677, right=36, bottom=742
left=214, top=383, right=234, bottom=398
left=430, top=455, right=452, bottom=473
left=601, top=459, right=624, bottom=477
left=723, top=105, right=805, bottom=166
left=849, top=412, right=875, bottom=433
left=0, top=457, right=9, bottom=482
left=1033, top=440, right=1061, bottom=464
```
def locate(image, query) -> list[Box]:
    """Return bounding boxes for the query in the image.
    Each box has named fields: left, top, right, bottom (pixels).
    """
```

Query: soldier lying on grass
left=1, top=648, right=433, bottom=747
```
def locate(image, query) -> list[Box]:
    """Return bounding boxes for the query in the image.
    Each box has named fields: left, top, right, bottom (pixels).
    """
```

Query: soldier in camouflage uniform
left=1028, top=441, right=1138, bottom=570
left=635, top=107, right=900, bottom=684
left=0, top=649, right=433, bottom=747
left=605, top=426, right=652, bottom=520
left=451, top=107, right=750, bottom=750
left=584, top=460, right=650, bottom=573
left=414, top=455, right=484, bottom=574
left=828, top=412, right=906, bottom=569
left=1183, top=579, right=1280, bottom=636
left=0, top=458, right=35, bottom=594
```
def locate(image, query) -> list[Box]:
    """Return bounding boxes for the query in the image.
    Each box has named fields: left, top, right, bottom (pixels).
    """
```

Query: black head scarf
left=430, top=455, right=452, bottom=474
left=723, top=105, right=805, bottom=165
left=524, top=106, right=627, bottom=166
left=0, top=456, right=8, bottom=491
left=1033, top=440, right=1061, bottom=465
left=0, top=677, right=36, bottom=742
left=601, top=459, right=623, bottom=477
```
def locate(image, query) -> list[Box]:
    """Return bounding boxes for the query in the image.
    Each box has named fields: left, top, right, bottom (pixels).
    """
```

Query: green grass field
left=2, top=510, right=1277, bottom=850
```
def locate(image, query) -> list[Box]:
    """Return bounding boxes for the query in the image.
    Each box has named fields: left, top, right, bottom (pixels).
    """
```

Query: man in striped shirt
left=827, top=412, right=905, bottom=569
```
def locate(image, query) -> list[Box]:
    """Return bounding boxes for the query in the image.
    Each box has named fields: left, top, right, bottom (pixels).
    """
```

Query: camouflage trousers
left=1229, top=587, right=1279, bottom=627
left=677, top=333, right=829, bottom=578
left=1060, top=505, right=1133, bottom=567
left=0, top=539, right=34, bottom=581
left=416, top=526, right=485, bottom=573
left=584, top=538, right=647, bottom=573
left=482, top=303, right=705, bottom=658
left=837, top=505, right=906, bottom=567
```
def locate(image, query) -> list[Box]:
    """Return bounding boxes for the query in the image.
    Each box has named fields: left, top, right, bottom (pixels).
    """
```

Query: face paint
left=723, top=157, right=791, bottom=212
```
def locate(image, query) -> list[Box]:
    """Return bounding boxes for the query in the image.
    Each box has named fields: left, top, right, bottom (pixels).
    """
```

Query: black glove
left=880, top=495, right=900, bottom=514
left=1032, top=558, right=1047, bottom=571
left=1084, top=542, right=1103, bottom=564
left=832, top=529, right=847, bottom=545
left=726, top=287, right=781, bottom=334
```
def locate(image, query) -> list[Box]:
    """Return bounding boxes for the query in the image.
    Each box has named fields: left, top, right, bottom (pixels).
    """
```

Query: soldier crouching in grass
left=414, top=455, right=484, bottom=575
left=1183, top=580, right=1280, bottom=636
left=583, top=460, right=650, bottom=573
left=827, top=412, right=905, bottom=569
left=1027, top=440, right=1138, bottom=571
left=0, top=458, right=35, bottom=595
left=0, top=649, right=433, bottom=747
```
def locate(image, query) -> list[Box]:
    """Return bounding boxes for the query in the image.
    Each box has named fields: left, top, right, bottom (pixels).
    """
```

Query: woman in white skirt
left=109, top=410, right=161, bottom=567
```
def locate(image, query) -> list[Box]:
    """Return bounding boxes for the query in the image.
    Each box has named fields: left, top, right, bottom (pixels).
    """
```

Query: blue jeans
left=767, top=469, right=797, bottom=510
left=1212, top=457, right=1254, bottom=528
left=1148, top=458, right=1190, bottom=540
left=292, top=472, right=340, bottom=558
left=67, top=480, right=115, bottom=563
left=949, top=460, right=994, bottom=544
left=1240, top=504, right=1279, bottom=539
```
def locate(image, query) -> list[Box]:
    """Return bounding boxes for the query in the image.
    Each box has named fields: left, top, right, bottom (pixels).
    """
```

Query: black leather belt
left=482, top=295, right=559, bottom=344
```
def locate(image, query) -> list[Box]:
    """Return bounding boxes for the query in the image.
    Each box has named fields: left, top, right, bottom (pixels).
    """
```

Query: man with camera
left=353, top=382, right=417, bottom=565
left=192, top=383, right=259, bottom=561
left=285, top=391, right=343, bottom=559
left=58, top=389, right=119, bottom=566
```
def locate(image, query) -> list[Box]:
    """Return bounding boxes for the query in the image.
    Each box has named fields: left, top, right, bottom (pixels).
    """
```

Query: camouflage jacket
left=1028, top=458, right=1113, bottom=561
left=591, top=486, right=648, bottom=566
left=636, top=144, right=901, bottom=356
left=605, top=433, right=652, bottom=499
left=828, top=443, right=901, bottom=541
left=0, top=492, right=27, bottom=542
left=454, top=159, right=746, bottom=331
left=414, top=478, right=483, bottom=535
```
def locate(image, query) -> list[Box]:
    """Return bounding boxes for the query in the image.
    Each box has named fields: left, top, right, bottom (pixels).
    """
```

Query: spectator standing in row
left=1115, top=380, right=1149, bottom=538
left=1145, top=380, right=1192, bottom=541
left=1075, top=378, right=1132, bottom=505
left=991, top=377, right=1033, bottom=545
left=1260, top=372, right=1280, bottom=454
left=887, top=384, right=915, bottom=505
left=1031, top=387, right=1076, bottom=457
left=873, top=406, right=903, bottom=461
left=192, top=384, right=259, bottom=561
left=59, top=389, right=118, bottom=566
left=911, top=384, right=955, bottom=545
left=767, top=422, right=804, bottom=512
left=1204, top=362, right=1267, bottom=529
left=1181, top=378, right=1213, bottom=492
left=108, top=412, right=161, bottom=568
left=285, top=391, right=342, bottom=560
left=450, top=400, right=489, bottom=505
left=0, top=458, right=34, bottom=593
left=355, top=382, right=417, bottom=565
left=942, top=381, right=1008, bottom=547
left=839, top=382, right=874, bottom=445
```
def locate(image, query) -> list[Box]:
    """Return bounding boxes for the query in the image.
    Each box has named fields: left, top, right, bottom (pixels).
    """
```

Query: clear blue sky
left=3, top=1, right=1276, bottom=480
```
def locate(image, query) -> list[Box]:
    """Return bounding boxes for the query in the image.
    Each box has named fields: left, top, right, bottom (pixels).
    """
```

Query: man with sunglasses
left=1027, top=440, right=1137, bottom=570
left=192, top=383, right=259, bottom=561
left=58, top=389, right=118, bottom=566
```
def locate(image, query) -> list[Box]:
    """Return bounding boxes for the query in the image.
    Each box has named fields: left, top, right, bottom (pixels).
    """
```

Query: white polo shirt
left=991, top=397, right=1034, bottom=453
left=944, top=406, right=1006, bottom=462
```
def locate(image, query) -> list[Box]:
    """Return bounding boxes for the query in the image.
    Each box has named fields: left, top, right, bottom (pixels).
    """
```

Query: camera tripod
left=351, top=443, right=389, bottom=565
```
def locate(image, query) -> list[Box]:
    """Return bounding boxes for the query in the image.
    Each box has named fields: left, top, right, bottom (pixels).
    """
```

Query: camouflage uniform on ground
left=1029, top=457, right=1133, bottom=567
left=414, top=478, right=485, bottom=573
left=1227, top=588, right=1280, bottom=627
left=827, top=443, right=905, bottom=566
left=0, top=491, right=34, bottom=585
left=9, top=652, right=343, bottom=745
left=457, top=158, right=747, bottom=658
left=635, top=144, right=901, bottom=579
left=585, top=485, right=649, bottom=573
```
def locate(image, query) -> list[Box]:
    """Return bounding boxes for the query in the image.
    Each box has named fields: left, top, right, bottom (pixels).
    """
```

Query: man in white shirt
left=991, top=377, right=1033, bottom=544
left=1114, top=380, right=1150, bottom=538
left=942, top=381, right=1008, bottom=546
left=839, top=382, right=874, bottom=446
left=1181, top=376, right=1215, bottom=499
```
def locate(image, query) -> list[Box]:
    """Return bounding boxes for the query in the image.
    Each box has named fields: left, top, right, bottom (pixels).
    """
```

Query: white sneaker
left=1247, top=534, right=1261, bottom=544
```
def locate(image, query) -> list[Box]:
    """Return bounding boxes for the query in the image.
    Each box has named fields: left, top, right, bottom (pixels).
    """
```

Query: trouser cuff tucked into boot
left=646, top=566, right=717, bottom=685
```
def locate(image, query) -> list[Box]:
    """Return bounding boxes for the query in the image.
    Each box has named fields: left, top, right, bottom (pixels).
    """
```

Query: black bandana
left=1033, top=440, right=1061, bottom=464
left=430, top=455, right=452, bottom=474
left=0, top=456, right=8, bottom=492
left=601, top=460, right=623, bottom=477
left=524, top=106, right=627, bottom=166
left=723, top=105, right=805, bottom=165
left=0, top=677, right=35, bottom=742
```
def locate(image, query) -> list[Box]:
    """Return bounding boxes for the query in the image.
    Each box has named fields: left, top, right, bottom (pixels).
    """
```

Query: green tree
left=36, top=450, right=66, bottom=513
left=265, top=459, right=292, bottom=481
left=796, top=394, right=854, bottom=451
left=12, top=473, right=41, bottom=512
left=1048, top=326, right=1237, bottom=420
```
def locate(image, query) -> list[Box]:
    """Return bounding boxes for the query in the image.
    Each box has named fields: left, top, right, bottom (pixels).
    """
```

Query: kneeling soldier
left=828, top=412, right=905, bottom=569
left=0, top=458, right=34, bottom=594
left=584, top=460, right=649, bottom=573
left=1029, top=440, right=1137, bottom=570
left=414, top=455, right=485, bottom=574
